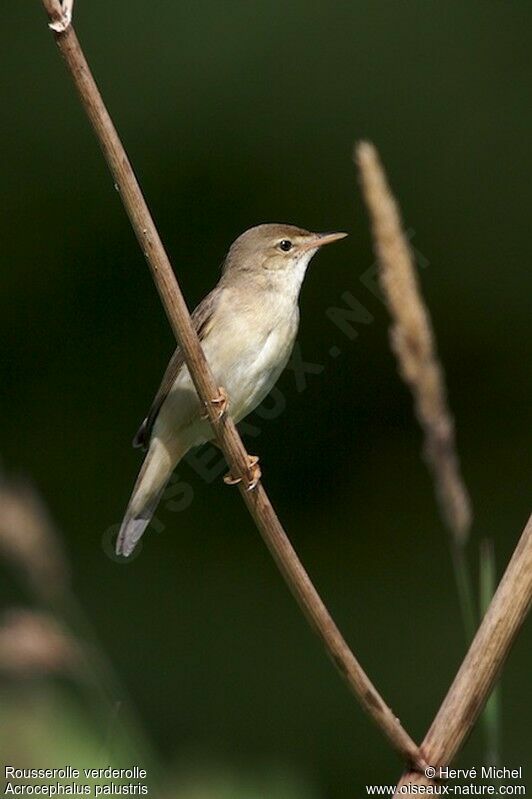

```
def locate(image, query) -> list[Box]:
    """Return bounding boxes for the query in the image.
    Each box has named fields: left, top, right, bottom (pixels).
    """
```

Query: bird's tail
left=115, top=437, right=182, bottom=557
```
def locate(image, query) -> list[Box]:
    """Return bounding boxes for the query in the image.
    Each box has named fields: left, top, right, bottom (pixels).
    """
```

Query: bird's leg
left=208, top=428, right=261, bottom=491
left=223, top=455, right=261, bottom=491
left=201, top=386, right=228, bottom=420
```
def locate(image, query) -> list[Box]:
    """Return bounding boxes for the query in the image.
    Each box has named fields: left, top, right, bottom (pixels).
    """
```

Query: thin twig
left=39, top=0, right=423, bottom=768
left=393, top=514, right=532, bottom=796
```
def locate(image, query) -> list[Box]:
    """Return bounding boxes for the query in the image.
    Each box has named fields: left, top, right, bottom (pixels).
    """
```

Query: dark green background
left=1, top=1, right=530, bottom=796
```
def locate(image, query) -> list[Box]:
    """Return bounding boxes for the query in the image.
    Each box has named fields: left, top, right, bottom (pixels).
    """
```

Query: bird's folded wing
left=133, top=287, right=221, bottom=450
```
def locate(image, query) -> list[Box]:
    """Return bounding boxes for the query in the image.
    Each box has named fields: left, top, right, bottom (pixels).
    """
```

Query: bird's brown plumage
left=133, top=287, right=222, bottom=450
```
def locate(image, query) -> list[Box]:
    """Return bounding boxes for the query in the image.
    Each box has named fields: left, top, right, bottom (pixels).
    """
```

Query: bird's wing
left=132, top=287, right=221, bottom=450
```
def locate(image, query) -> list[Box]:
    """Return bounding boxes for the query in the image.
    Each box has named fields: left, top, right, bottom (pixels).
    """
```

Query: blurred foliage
left=0, top=1, right=530, bottom=796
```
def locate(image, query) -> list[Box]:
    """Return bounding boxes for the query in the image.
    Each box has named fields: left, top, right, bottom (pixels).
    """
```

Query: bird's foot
left=201, top=386, right=228, bottom=420
left=224, top=455, right=261, bottom=491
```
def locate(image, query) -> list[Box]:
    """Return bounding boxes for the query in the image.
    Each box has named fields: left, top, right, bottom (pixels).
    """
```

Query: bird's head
left=222, top=223, right=347, bottom=294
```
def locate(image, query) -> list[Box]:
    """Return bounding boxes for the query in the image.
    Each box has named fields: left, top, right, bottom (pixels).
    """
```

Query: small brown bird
left=116, top=223, right=347, bottom=556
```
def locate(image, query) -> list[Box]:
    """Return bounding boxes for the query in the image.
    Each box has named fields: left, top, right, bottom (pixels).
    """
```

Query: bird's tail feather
left=115, top=438, right=182, bottom=557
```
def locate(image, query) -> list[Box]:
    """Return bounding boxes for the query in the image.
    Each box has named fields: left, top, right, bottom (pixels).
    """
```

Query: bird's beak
left=299, top=231, right=348, bottom=252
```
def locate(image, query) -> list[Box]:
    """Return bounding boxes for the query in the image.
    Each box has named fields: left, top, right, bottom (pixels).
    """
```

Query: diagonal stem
left=393, top=514, right=532, bottom=796
left=39, top=0, right=424, bottom=769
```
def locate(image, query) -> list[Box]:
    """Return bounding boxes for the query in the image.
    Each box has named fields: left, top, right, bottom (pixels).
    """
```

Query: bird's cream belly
left=204, top=319, right=295, bottom=422
left=154, top=315, right=296, bottom=449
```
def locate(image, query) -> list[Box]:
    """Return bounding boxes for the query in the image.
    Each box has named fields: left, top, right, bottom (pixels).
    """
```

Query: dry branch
left=394, top=513, right=532, bottom=796
left=39, top=0, right=423, bottom=768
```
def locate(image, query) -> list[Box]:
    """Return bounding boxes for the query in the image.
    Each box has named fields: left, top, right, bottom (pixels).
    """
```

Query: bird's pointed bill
left=300, top=231, right=348, bottom=251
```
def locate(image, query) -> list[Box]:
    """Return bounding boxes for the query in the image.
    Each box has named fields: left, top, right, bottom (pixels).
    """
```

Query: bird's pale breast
left=154, top=285, right=299, bottom=451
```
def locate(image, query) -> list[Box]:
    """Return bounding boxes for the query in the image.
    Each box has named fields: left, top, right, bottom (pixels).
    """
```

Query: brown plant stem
left=39, top=0, right=423, bottom=769
left=393, top=514, right=532, bottom=796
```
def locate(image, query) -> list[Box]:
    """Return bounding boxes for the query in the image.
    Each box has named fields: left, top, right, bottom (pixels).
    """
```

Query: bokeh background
left=1, top=1, right=531, bottom=796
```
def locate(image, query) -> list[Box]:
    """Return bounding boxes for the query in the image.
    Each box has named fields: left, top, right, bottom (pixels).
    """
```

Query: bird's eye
left=279, top=239, right=293, bottom=252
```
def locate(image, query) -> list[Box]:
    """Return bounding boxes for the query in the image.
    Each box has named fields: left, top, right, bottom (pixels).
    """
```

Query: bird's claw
left=224, top=455, right=261, bottom=491
left=202, top=386, right=228, bottom=420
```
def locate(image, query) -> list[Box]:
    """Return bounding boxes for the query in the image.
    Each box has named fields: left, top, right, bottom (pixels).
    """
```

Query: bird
left=115, top=223, right=347, bottom=557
